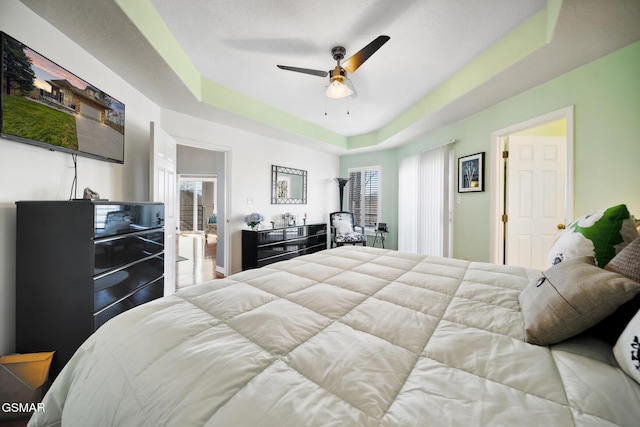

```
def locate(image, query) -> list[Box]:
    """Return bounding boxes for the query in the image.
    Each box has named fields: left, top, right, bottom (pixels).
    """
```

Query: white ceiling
left=149, top=0, right=544, bottom=137
left=17, top=0, right=640, bottom=154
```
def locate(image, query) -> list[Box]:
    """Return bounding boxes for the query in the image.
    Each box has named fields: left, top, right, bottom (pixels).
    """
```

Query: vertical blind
left=348, top=168, right=380, bottom=228
left=398, top=144, right=452, bottom=256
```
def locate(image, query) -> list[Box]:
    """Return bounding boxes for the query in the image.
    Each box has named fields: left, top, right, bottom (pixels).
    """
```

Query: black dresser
left=15, top=200, right=165, bottom=376
left=242, top=223, right=327, bottom=270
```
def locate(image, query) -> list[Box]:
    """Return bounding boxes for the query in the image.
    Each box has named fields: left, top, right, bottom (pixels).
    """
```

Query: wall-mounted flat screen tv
left=1, top=32, right=125, bottom=163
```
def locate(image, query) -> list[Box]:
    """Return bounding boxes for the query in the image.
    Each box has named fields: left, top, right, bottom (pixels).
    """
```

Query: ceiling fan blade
left=342, top=35, right=390, bottom=73
left=277, top=65, right=328, bottom=77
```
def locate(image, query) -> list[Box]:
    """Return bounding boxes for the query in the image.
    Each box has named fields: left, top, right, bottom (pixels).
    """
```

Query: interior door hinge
left=502, top=214, right=508, bottom=223
left=502, top=150, right=509, bottom=159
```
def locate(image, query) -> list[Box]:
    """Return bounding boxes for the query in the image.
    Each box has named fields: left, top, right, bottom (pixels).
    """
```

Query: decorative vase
left=244, top=213, right=264, bottom=231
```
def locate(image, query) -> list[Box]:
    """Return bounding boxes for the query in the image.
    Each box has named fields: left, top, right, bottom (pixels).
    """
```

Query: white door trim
left=489, top=106, right=575, bottom=265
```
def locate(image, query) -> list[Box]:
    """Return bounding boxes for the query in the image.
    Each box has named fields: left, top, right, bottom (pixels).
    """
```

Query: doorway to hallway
left=490, top=106, right=574, bottom=270
left=177, top=176, right=220, bottom=288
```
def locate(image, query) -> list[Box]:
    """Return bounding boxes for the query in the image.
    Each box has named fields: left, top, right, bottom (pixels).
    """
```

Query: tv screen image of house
left=1, top=32, right=125, bottom=163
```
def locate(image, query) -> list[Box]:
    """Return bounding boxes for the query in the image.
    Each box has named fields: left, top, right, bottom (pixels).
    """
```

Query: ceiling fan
left=277, top=35, right=390, bottom=99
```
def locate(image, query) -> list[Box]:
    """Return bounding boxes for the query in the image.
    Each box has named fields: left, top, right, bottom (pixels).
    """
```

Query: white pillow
left=547, top=204, right=638, bottom=268
left=613, top=309, right=640, bottom=384
left=333, top=219, right=353, bottom=235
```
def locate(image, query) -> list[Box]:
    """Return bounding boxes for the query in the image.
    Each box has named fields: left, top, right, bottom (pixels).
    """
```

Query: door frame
left=489, top=106, right=575, bottom=265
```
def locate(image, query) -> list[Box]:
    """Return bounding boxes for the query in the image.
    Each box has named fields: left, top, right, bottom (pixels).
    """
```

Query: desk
left=373, top=230, right=387, bottom=248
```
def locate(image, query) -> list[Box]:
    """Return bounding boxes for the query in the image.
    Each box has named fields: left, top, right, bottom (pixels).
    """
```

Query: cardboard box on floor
left=0, top=352, right=54, bottom=421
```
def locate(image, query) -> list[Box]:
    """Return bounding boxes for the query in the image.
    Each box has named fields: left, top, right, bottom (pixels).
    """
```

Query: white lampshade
left=326, top=80, right=353, bottom=99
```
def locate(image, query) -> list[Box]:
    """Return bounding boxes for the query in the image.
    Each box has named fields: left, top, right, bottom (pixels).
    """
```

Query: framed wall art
left=458, top=152, right=484, bottom=193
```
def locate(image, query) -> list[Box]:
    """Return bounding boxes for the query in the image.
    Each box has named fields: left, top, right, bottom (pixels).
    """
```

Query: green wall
left=340, top=152, right=399, bottom=248
left=341, top=40, right=640, bottom=262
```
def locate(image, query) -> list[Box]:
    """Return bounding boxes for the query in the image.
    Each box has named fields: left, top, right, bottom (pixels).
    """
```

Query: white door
left=506, top=136, right=566, bottom=270
left=150, top=122, right=177, bottom=296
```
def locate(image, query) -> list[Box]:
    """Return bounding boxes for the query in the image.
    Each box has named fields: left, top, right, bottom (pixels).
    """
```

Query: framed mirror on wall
left=271, top=165, right=307, bottom=204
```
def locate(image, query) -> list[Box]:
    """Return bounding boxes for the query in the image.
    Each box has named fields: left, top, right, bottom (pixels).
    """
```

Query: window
left=179, top=177, right=217, bottom=232
left=398, top=144, right=454, bottom=256
left=348, top=166, right=381, bottom=229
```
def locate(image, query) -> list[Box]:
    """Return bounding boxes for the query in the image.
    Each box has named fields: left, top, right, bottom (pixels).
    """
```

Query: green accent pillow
left=547, top=204, right=639, bottom=268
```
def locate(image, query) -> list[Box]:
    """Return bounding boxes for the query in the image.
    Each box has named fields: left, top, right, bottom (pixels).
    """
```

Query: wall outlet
left=456, top=196, right=461, bottom=204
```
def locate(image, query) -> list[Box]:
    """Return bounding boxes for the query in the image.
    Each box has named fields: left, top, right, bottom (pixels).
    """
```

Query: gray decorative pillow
left=519, top=256, right=640, bottom=345
left=605, top=237, right=640, bottom=283
left=613, top=309, right=640, bottom=384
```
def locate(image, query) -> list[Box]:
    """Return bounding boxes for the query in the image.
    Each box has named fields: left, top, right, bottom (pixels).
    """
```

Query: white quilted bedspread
left=30, top=247, right=640, bottom=426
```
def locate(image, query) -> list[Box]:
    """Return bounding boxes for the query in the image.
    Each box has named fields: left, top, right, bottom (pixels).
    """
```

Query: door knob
left=557, top=224, right=566, bottom=230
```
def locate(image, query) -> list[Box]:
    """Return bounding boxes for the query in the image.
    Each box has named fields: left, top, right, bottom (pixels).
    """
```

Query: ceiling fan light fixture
left=326, top=77, right=353, bottom=99
left=278, top=36, right=389, bottom=100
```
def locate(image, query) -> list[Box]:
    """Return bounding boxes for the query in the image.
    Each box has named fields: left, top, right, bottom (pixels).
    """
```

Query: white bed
left=29, top=246, right=640, bottom=426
